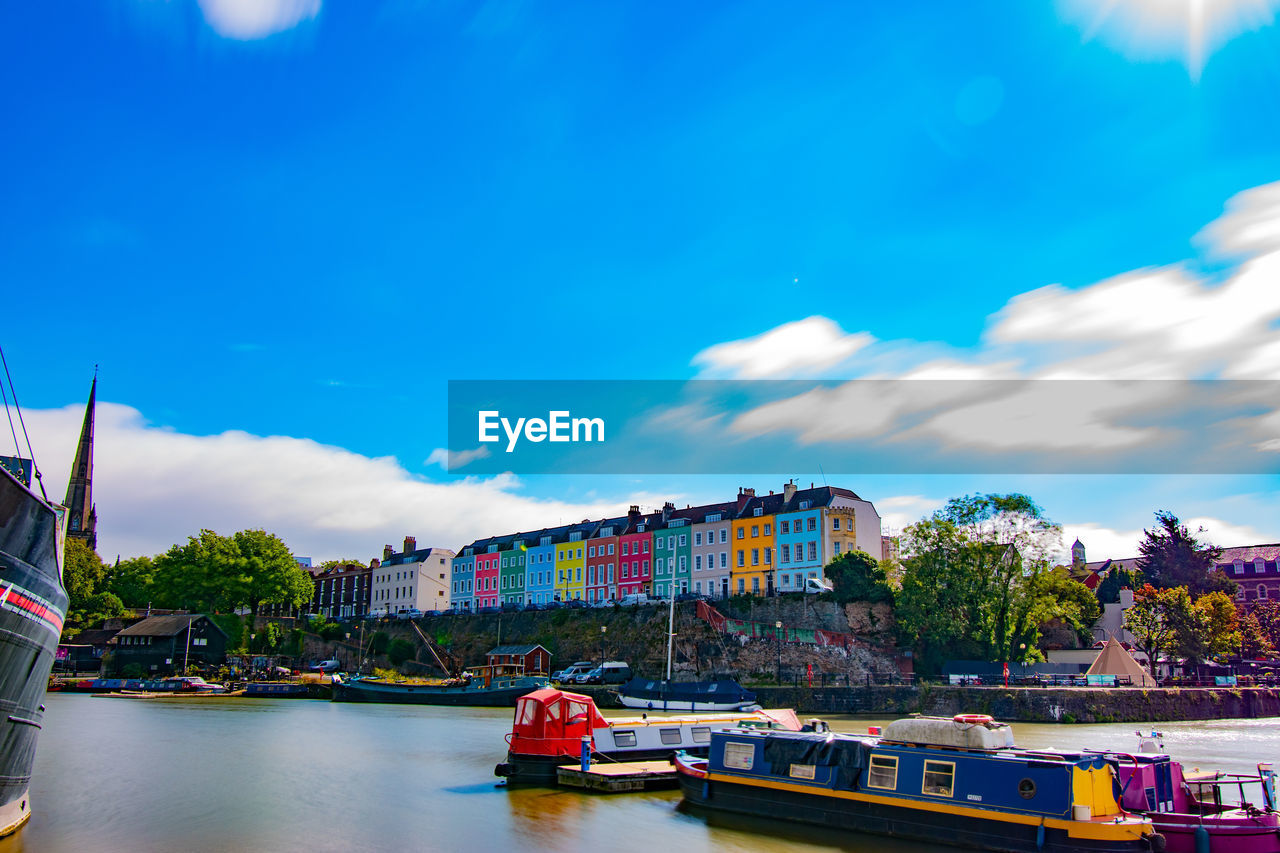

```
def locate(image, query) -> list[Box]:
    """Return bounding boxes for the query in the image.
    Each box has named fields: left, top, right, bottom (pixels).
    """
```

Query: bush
left=122, top=663, right=145, bottom=679
left=387, top=637, right=416, bottom=666
left=369, top=631, right=390, bottom=655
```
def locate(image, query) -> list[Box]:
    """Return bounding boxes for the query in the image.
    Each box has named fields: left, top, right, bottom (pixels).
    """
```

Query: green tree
left=1123, top=584, right=1184, bottom=675
left=387, top=637, right=416, bottom=666
left=1239, top=611, right=1275, bottom=659
left=896, top=493, right=1063, bottom=672
left=1250, top=601, right=1280, bottom=653
left=102, top=555, right=155, bottom=609
left=1035, top=569, right=1102, bottom=647
left=1137, top=511, right=1233, bottom=595
left=825, top=550, right=894, bottom=605
left=1193, top=591, right=1241, bottom=659
left=62, top=538, right=106, bottom=611
left=1094, top=564, right=1143, bottom=605
left=369, top=631, right=390, bottom=655
left=151, top=528, right=311, bottom=619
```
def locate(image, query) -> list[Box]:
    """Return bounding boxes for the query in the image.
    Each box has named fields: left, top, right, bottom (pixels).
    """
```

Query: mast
left=666, top=576, right=676, bottom=682
left=64, top=372, right=97, bottom=551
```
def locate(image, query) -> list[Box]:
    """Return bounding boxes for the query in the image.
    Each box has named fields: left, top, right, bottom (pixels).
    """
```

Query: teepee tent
left=1086, top=638, right=1158, bottom=688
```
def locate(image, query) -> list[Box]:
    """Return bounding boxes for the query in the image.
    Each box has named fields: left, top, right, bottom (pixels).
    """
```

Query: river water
left=5, top=694, right=1279, bottom=853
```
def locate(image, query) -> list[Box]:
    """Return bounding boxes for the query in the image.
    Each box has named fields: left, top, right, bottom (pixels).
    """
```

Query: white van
left=804, top=577, right=834, bottom=594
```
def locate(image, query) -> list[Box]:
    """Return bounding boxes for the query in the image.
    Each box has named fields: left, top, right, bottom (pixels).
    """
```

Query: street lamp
left=600, top=625, right=607, bottom=666
left=775, top=620, right=783, bottom=684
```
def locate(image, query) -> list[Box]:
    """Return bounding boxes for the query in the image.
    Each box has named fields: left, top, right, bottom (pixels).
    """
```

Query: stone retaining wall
left=750, top=685, right=1280, bottom=723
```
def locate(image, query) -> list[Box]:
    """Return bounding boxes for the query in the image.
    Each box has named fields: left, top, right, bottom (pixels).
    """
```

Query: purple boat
left=1102, top=732, right=1280, bottom=853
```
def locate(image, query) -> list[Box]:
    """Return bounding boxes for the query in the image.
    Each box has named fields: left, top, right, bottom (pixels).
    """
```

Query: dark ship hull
left=0, top=464, right=68, bottom=837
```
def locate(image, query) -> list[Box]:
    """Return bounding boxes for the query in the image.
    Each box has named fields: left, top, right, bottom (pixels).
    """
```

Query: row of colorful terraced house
left=450, top=482, right=882, bottom=611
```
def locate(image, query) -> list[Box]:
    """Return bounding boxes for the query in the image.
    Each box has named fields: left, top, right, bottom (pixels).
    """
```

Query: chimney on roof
left=383, top=544, right=393, bottom=561
left=370, top=558, right=380, bottom=568
left=628, top=505, right=641, bottom=521
left=737, top=487, right=755, bottom=510
left=662, top=501, right=675, bottom=521
left=783, top=480, right=797, bottom=504
left=404, top=535, right=416, bottom=553
left=810, top=482, right=814, bottom=489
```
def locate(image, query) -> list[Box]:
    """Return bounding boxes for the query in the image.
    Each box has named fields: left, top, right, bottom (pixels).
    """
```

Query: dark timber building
left=64, top=376, right=97, bottom=551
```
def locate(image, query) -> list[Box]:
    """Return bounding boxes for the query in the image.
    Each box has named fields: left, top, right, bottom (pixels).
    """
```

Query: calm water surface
left=5, top=694, right=1280, bottom=853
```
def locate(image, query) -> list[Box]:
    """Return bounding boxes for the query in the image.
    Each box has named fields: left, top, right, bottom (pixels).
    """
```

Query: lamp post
left=775, top=620, right=783, bottom=684
left=600, top=625, right=607, bottom=666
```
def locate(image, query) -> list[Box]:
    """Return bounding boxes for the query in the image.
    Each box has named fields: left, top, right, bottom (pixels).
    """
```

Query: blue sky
left=4, top=0, right=1280, bottom=561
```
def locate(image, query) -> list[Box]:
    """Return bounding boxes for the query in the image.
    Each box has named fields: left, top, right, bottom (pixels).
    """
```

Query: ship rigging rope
left=0, top=343, right=48, bottom=502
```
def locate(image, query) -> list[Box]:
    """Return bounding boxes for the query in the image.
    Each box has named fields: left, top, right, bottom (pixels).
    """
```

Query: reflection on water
left=11, top=695, right=1280, bottom=852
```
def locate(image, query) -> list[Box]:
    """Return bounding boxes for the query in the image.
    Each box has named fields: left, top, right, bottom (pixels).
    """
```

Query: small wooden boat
left=495, top=687, right=800, bottom=785
left=675, top=714, right=1165, bottom=852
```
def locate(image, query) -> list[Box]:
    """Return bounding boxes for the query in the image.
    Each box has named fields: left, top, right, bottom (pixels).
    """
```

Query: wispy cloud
left=425, top=446, right=492, bottom=470
left=197, top=0, right=321, bottom=40
left=25, top=403, right=661, bottom=561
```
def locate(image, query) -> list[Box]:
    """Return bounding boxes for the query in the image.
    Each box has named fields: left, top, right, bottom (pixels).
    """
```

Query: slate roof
left=70, top=628, right=118, bottom=646
left=114, top=614, right=227, bottom=639
left=486, top=644, right=548, bottom=656
left=1215, top=544, right=1280, bottom=565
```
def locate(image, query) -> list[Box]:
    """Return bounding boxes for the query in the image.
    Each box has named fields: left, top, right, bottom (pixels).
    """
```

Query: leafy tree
left=102, top=555, right=155, bottom=609
left=151, top=528, right=311, bottom=619
left=1123, top=584, right=1177, bottom=677
left=825, top=550, right=894, bottom=605
left=1239, top=612, right=1275, bottom=659
left=387, top=637, right=416, bottom=666
left=1137, top=511, right=1233, bottom=595
left=1249, top=601, right=1280, bottom=653
left=317, top=558, right=366, bottom=570
left=1094, top=564, right=1143, bottom=605
left=1035, top=569, right=1101, bottom=647
left=1193, top=591, right=1240, bottom=659
left=897, top=494, right=1062, bottom=672
left=369, top=631, right=390, bottom=655
left=62, top=538, right=106, bottom=610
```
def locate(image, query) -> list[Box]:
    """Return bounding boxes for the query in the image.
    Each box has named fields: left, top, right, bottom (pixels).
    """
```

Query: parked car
left=618, top=593, right=651, bottom=607
left=564, top=600, right=587, bottom=609
left=804, top=577, right=834, bottom=594
left=543, top=600, right=564, bottom=610
left=397, top=609, right=423, bottom=620
left=552, top=661, right=594, bottom=682
left=476, top=606, right=501, bottom=615
left=576, top=661, right=631, bottom=684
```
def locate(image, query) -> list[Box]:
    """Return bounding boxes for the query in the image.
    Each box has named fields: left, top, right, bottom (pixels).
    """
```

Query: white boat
left=615, top=676, right=759, bottom=711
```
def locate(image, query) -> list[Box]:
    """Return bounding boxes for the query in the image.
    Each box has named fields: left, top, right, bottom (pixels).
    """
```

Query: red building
left=311, top=561, right=372, bottom=619
left=486, top=644, right=551, bottom=675
left=474, top=552, right=501, bottom=609
left=617, top=506, right=654, bottom=597
left=585, top=517, right=623, bottom=604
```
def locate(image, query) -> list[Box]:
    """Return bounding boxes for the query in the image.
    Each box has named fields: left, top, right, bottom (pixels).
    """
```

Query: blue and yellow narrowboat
left=675, top=714, right=1166, bottom=852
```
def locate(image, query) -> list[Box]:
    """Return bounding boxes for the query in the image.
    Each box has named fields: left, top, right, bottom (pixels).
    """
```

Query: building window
left=807, top=517, right=817, bottom=531
left=833, top=518, right=840, bottom=531
left=737, top=528, right=744, bottom=540
left=753, top=507, right=763, bottom=517
left=608, top=544, right=615, bottom=555
left=751, top=525, right=759, bottom=538
left=589, top=546, right=596, bottom=558
left=764, top=548, right=772, bottom=565
left=695, top=532, right=703, bottom=546
left=751, top=548, right=759, bottom=566
left=781, top=544, right=791, bottom=563
left=833, top=542, right=842, bottom=555
left=695, top=555, right=702, bottom=571
left=751, top=577, right=760, bottom=592
left=721, top=552, right=728, bottom=569
left=737, top=550, right=745, bottom=567
left=808, top=542, right=818, bottom=561
left=720, top=529, right=728, bottom=544
left=1259, top=585, right=1268, bottom=600
left=781, top=520, right=790, bottom=534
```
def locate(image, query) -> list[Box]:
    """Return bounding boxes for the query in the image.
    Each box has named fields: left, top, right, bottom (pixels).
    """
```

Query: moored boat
left=615, top=677, right=759, bottom=712
left=0, top=459, right=70, bottom=838
left=1097, top=731, right=1280, bottom=853
left=331, top=664, right=546, bottom=706
left=675, top=714, right=1166, bottom=852
left=494, top=687, right=800, bottom=785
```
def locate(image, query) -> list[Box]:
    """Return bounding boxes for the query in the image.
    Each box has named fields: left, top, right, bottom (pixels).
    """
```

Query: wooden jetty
left=555, top=759, right=678, bottom=793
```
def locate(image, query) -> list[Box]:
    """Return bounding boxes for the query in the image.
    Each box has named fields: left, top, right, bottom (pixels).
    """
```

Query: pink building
left=617, top=509, right=653, bottom=597
left=474, top=552, right=501, bottom=609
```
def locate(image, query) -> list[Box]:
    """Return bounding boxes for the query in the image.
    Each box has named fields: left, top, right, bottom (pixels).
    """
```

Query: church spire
left=64, top=373, right=97, bottom=552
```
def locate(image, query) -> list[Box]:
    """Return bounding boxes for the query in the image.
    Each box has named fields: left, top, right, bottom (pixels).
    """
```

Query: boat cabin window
left=516, top=699, right=538, bottom=727
left=723, top=742, right=755, bottom=771
left=545, top=700, right=561, bottom=722
left=866, top=755, right=898, bottom=790
left=922, top=760, right=955, bottom=797
left=660, top=728, right=682, bottom=745
left=567, top=700, right=589, bottom=722
left=612, top=730, right=637, bottom=748
left=691, top=727, right=712, bottom=743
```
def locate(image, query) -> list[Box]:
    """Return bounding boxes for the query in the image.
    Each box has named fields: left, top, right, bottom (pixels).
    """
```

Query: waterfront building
left=474, top=544, right=501, bottom=610
left=486, top=644, right=551, bottom=675
left=524, top=528, right=557, bottom=606
left=369, top=537, right=454, bottom=615
left=653, top=509, right=693, bottom=599
left=617, top=507, right=654, bottom=598
left=311, top=560, right=372, bottom=619
left=452, top=543, right=478, bottom=612
left=689, top=501, right=734, bottom=599
left=107, top=614, right=227, bottom=676
left=732, top=488, right=783, bottom=596
left=63, top=375, right=98, bottom=551
left=555, top=520, right=595, bottom=602
left=499, top=534, right=526, bottom=607
left=776, top=486, right=823, bottom=594
left=1213, top=544, right=1280, bottom=603
left=585, top=517, right=624, bottom=603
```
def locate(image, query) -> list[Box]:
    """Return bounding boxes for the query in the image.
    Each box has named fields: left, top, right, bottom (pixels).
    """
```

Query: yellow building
left=555, top=531, right=589, bottom=602
left=730, top=489, right=783, bottom=596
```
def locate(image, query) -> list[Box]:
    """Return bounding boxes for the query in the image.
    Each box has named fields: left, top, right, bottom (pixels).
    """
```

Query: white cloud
left=1184, top=516, right=1275, bottom=550
left=692, top=316, right=873, bottom=379
left=24, top=403, right=658, bottom=561
left=197, top=0, right=320, bottom=40
left=1060, top=523, right=1146, bottom=563
left=425, top=446, right=492, bottom=470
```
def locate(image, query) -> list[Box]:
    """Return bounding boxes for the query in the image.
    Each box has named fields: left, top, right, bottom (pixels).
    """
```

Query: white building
left=370, top=536, right=454, bottom=615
